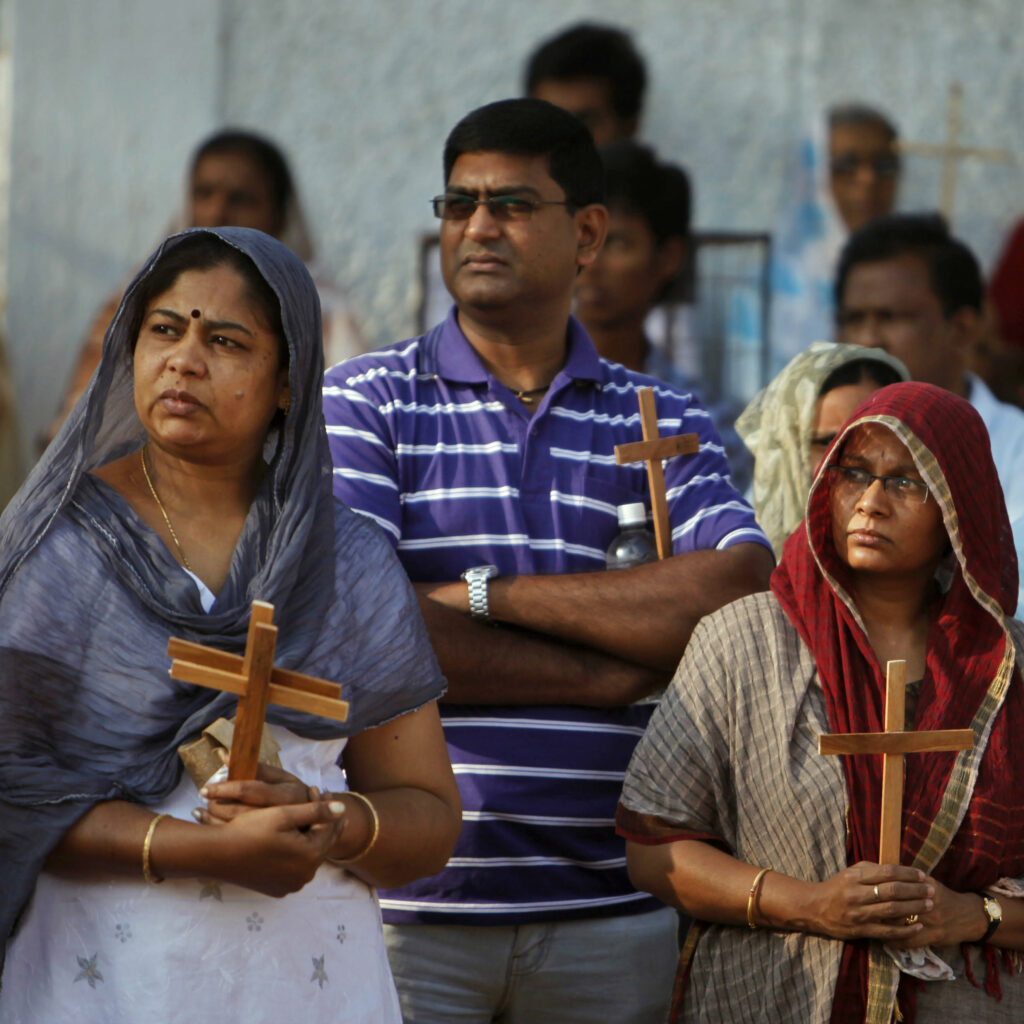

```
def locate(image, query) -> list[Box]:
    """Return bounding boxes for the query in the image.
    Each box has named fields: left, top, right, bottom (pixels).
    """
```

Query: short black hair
left=819, top=357, right=904, bottom=397
left=443, top=99, right=605, bottom=209
left=131, top=233, right=286, bottom=367
left=835, top=213, right=983, bottom=319
left=190, top=129, right=295, bottom=228
left=600, top=141, right=690, bottom=246
left=524, top=22, right=647, bottom=121
left=827, top=102, right=899, bottom=144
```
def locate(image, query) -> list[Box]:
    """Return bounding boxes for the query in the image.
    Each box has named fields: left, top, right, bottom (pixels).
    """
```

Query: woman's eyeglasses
left=431, top=194, right=571, bottom=221
left=828, top=464, right=930, bottom=504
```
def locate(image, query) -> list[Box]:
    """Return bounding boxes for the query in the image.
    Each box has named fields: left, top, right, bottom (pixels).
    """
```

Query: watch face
left=987, top=897, right=1003, bottom=922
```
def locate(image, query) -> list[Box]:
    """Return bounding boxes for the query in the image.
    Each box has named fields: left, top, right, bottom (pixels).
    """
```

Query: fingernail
left=924, top=899, right=933, bottom=910
left=191, top=808, right=203, bottom=822
left=199, top=786, right=209, bottom=797
left=327, top=801, right=346, bottom=815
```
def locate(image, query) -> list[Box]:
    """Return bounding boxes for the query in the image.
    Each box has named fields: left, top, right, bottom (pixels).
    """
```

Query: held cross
left=613, top=386, right=700, bottom=560
left=897, top=82, right=1012, bottom=223
left=168, top=600, right=349, bottom=781
left=818, top=659, right=973, bottom=865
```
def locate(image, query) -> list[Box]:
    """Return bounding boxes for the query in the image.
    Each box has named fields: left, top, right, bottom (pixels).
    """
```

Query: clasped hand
left=812, top=861, right=986, bottom=949
left=815, top=861, right=934, bottom=943
left=191, top=761, right=348, bottom=898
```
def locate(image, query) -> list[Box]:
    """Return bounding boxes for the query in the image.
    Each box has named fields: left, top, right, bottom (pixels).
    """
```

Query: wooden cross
left=897, top=82, right=1013, bottom=222
left=168, top=600, right=349, bottom=781
left=613, top=386, right=700, bottom=560
left=818, top=659, right=973, bottom=864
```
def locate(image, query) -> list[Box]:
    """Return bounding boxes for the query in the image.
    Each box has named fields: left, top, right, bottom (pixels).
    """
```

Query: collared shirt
left=323, top=308, right=770, bottom=925
left=967, top=373, right=1024, bottom=614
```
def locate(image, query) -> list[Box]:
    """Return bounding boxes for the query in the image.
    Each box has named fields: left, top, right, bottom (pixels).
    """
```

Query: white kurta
left=0, top=727, right=401, bottom=1024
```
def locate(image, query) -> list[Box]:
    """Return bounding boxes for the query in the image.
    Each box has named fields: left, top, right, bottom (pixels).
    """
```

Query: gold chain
left=140, top=447, right=193, bottom=572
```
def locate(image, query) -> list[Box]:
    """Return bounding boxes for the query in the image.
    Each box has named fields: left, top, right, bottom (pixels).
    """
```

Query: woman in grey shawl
left=0, top=227, right=460, bottom=1023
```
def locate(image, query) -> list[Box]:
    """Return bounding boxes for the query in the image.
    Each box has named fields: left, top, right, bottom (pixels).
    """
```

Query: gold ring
left=873, top=884, right=881, bottom=901
left=905, top=914, right=919, bottom=925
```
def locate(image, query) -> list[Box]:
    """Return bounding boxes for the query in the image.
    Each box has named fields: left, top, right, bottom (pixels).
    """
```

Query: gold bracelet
left=326, top=791, right=380, bottom=865
left=344, top=792, right=380, bottom=862
left=142, top=813, right=169, bottom=885
left=747, top=867, right=771, bottom=929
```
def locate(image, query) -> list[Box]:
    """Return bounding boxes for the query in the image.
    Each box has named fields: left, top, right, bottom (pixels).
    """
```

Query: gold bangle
left=329, top=791, right=380, bottom=864
left=142, top=813, right=169, bottom=885
left=747, top=867, right=771, bottom=929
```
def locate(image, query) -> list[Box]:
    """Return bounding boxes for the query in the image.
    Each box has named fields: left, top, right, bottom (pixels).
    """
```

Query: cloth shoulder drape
left=0, top=226, right=444, bottom=960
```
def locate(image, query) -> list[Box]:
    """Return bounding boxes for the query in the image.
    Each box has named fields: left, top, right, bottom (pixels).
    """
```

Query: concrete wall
left=8, top=0, right=1024, bottom=461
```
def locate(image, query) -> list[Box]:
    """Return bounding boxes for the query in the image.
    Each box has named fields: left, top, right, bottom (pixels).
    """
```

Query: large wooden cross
left=168, top=600, right=349, bottom=781
left=897, top=82, right=1013, bottom=222
left=613, top=386, right=700, bottom=560
left=818, top=659, right=973, bottom=864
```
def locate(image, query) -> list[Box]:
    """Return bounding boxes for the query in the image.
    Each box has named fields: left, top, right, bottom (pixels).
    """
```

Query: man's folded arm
left=422, top=540, right=774, bottom=674
left=415, top=592, right=666, bottom=706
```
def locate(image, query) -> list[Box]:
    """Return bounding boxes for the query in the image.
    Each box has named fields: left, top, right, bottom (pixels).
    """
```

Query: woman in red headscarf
left=617, top=382, right=1024, bottom=1023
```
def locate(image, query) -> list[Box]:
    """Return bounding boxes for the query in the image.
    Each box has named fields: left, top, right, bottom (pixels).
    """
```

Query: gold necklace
left=140, top=447, right=193, bottom=571
left=511, top=383, right=550, bottom=405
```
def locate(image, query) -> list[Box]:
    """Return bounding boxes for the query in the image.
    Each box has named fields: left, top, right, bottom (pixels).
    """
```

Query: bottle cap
left=617, top=503, right=648, bottom=527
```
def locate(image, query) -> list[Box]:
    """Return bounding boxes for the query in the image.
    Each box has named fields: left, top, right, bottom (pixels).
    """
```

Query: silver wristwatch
left=461, top=564, right=499, bottom=621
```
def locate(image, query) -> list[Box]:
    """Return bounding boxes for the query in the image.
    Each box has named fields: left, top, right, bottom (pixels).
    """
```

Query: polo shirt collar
left=427, top=305, right=603, bottom=386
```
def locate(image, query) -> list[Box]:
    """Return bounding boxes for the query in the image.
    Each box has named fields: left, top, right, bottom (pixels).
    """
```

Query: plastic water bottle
left=605, top=503, right=658, bottom=570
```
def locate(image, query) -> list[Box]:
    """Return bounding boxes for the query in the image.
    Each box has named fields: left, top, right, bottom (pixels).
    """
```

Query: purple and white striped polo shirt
left=323, top=309, right=770, bottom=925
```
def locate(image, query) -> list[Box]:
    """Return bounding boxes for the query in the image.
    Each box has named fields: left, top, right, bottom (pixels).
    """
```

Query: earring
left=280, top=395, right=291, bottom=415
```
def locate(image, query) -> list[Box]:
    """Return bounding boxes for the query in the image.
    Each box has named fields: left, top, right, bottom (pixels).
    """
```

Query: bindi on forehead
left=191, top=309, right=201, bottom=319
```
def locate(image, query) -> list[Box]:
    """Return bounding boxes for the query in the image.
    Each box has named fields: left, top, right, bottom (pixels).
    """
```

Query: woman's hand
left=886, top=878, right=986, bottom=949
left=196, top=760, right=314, bottom=824
left=807, top=861, right=933, bottom=942
left=196, top=799, right=346, bottom=897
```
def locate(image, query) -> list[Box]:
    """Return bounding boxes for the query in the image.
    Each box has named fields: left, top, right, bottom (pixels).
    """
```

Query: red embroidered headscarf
left=772, top=382, right=1023, bottom=1023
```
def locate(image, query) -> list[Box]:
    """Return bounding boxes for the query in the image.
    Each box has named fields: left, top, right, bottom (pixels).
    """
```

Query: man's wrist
left=461, top=565, right=499, bottom=621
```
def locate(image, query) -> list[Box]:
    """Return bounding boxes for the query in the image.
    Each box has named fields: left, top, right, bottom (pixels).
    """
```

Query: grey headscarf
left=0, top=228, right=444, bottom=957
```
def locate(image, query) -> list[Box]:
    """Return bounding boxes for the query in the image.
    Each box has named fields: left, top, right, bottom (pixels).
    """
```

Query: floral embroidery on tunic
left=198, top=880, right=223, bottom=902
left=311, top=954, right=328, bottom=988
left=74, top=954, right=104, bottom=988
left=246, top=913, right=263, bottom=932
left=114, top=923, right=132, bottom=944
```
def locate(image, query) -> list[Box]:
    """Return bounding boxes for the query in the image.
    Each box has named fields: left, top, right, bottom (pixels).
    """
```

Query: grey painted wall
left=8, top=0, right=1024, bottom=463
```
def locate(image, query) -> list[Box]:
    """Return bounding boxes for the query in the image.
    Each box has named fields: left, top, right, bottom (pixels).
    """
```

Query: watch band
left=975, top=891, right=1003, bottom=945
left=461, top=565, right=498, bottom=621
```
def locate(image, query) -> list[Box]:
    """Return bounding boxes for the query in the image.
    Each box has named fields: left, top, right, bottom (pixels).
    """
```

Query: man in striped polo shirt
left=323, top=98, right=774, bottom=1022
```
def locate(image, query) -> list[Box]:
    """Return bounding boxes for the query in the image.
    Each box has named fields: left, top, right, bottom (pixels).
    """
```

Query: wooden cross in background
left=168, top=600, right=349, bottom=781
left=898, top=82, right=1013, bottom=223
left=818, top=659, right=973, bottom=864
left=614, top=386, right=700, bottom=560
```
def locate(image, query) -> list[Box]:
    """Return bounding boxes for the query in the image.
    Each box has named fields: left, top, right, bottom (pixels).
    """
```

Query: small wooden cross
left=614, top=386, right=700, bottom=560
left=818, top=659, right=973, bottom=864
left=897, top=82, right=1013, bottom=222
left=168, top=600, right=349, bottom=781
